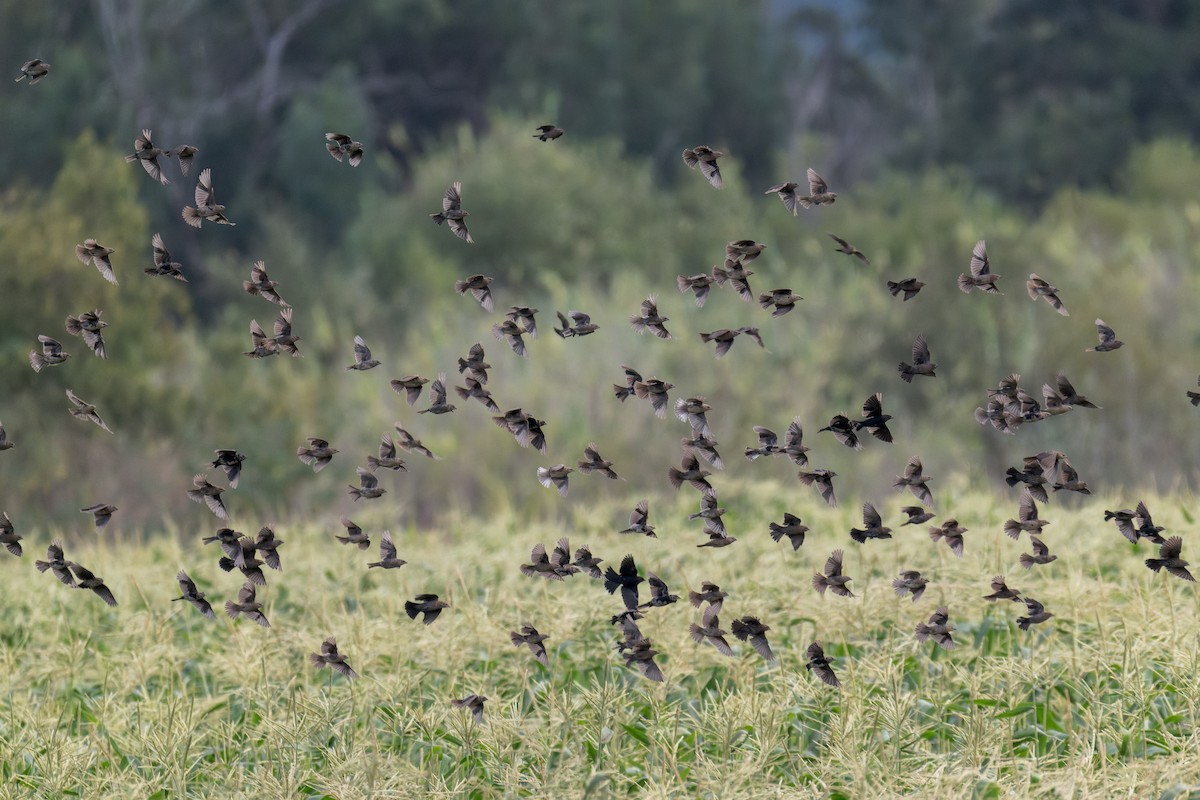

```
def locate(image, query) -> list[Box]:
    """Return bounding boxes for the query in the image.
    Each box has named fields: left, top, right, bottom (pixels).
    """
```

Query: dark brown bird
left=406, top=594, right=449, bottom=624
left=850, top=502, right=893, bottom=544
left=391, top=375, right=430, bottom=406
left=1087, top=319, right=1124, bottom=352
left=1027, top=274, right=1069, bottom=316
left=798, top=468, right=837, bottom=507
left=70, top=563, right=117, bottom=606
left=805, top=641, right=840, bottom=687
left=698, top=522, right=737, bottom=548
left=211, top=450, right=246, bottom=488
left=630, top=294, right=672, bottom=339
left=782, top=418, right=810, bottom=466
left=271, top=309, right=301, bottom=357
left=431, top=181, right=473, bottom=242
left=224, top=581, right=270, bottom=627
left=764, top=181, right=801, bottom=215
left=886, top=278, right=925, bottom=301
left=731, top=616, right=775, bottom=661
left=1133, top=500, right=1167, bottom=544
left=1017, top=598, right=1054, bottom=630
left=1005, top=458, right=1050, bottom=504
left=769, top=513, right=808, bottom=550
left=798, top=168, right=837, bottom=208
left=297, top=437, right=338, bottom=472
left=668, top=453, right=714, bottom=495
left=187, top=474, right=228, bottom=519
left=757, top=288, right=803, bottom=316
left=521, top=541, right=569, bottom=581
left=1004, top=489, right=1049, bottom=540
left=900, top=506, right=935, bottom=526
left=633, top=377, right=674, bottom=419
left=455, top=274, right=493, bottom=311
left=347, top=335, right=381, bottom=370
left=682, top=433, right=724, bottom=471
left=677, top=273, right=716, bottom=307
left=744, top=425, right=782, bottom=461
left=394, top=425, right=437, bottom=459
left=674, top=397, right=712, bottom=437
left=81, top=503, right=118, bottom=530
left=15, top=59, right=50, bottom=84
left=577, top=443, right=619, bottom=479
left=1146, top=536, right=1194, bottom=581
left=1019, top=536, right=1057, bottom=569
left=812, top=549, right=853, bottom=597
left=728, top=238, right=768, bottom=263
left=957, top=239, right=1000, bottom=294
left=613, top=364, right=642, bottom=402
left=828, top=234, right=869, bottom=264
left=243, top=261, right=289, bottom=307
left=310, top=637, right=358, bottom=679
left=682, top=145, right=724, bottom=188
left=898, top=334, right=937, bottom=382
left=182, top=168, right=235, bottom=227
left=699, top=327, right=765, bottom=358
left=855, top=393, right=894, bottom=443
left=66, top=390, right=115, bottom=434
left=125, top=129, right=170, bottom=185
left=537, top=464, right=573, bottom=497
left=492, top=319, right=529, bottom=357
left=690, top=615, right=734, bottom=656
left=893, top=456, right=935, bottom=508
left=533, top=124, right=564, bottom=141
left=202, top=528, right=242, bottom=559
left=506, top=306, right=538, bottom=338
left=75, top=239, right=117, bottom=285
left=711, top=259, right=755, bottom=301
left=0, top=420, right=12, bottom=453
left=1052, top=462, right=1091, bottom=495
left=35, top=540, right=75, bottom=586
left=553, top=310, right=599, bottom=337
left=639, top=574, right=680, bottom=609
left=1053, top=372, right=1100, bottom=409
left=688, top=582, right=727, bottom=624
left=419, top=372, right=458, bottom=414
left=337, top=518, right=371, bottom=550
left=604, top=554, right=645, bottom=611
left=1040, top=383, right=1073, bottom=417
left=983, top=575, right=1021, bottom=602
left=451, top=694, right=487, bottom=723
left=492, top=408, right=546, bottom=452
left=573, top=545, right=604, bottom=579
left=457, top=343, right=491, bottom=384
left=243, top=320, right=279, bottom=358
left=688, top=493, right=727, bottom=532
left=619, top=500, right=656, bottom=538
left=892, top=570, right=928, bottom=602
left=348, top=467, right=386, bottom=501
left=324, top=133, right=363, bottom=166
left=914, top=607, right=955, bottom=649
left=218, top=536, right=265, bottom=586
left=366, top=530, right=406, bottom=569
left=511, top=625, right=550, bottom=666
left=0, top=512, right=21, bottom=556
left=929, top=519, right=967, bottom=557
left=1104, top=507, right=1140, bottom=544
left=172, top=570, right=214, bottom=618
left=819, top=414, right=861, bottom=450
left=366, top=436, right=407, bottom=472
left=165, top=144, right=198, bottom=176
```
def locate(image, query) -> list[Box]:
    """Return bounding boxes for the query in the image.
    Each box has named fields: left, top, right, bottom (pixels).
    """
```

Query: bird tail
left=811, top=574, right=828, bottom=595
left=914, top=623, right=931, bottom=642
left=217, top=557, right=236, bottom=573
left=1004, top=469, right=1024, bottom=487
left=1145, top=558, right=1165, bottom=573
left=431, top=213, right=447, bottom=225
left=181, top=206, right=204, bottom=228
left=28, top=352, right=45, bottom=372
left=224, top=601, right=241, bottom=620
left=768, top=524, right=785, bottom=543
left=892, top=579, right=909, bottom=596
left=602, top=568, right=621, bottom=595
left=308, top=653, right=326, bottom=668
left=1017, top=617, right=1032, bottom=631
left=897, top=363, right=914, bottom=383
left=404, top=601, right=420, bottom=619
left=1002, top=520, right=1023, bottom=540
left=666, top=467, right=685, bottom=490
left=849, top=528, right=867, bottom=544
left=1018, top=553, right=1036, bottom=570
left=886, top=281, right=902, bottom=297
left=956, top=273, right=975, bottom=293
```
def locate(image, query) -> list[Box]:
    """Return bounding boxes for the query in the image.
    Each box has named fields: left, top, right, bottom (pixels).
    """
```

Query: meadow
left=2, top=483, right=1199, bottom=799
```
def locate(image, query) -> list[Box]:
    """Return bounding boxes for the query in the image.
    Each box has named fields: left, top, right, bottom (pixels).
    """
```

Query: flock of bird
left=6, top=59, right=1198, bottom=723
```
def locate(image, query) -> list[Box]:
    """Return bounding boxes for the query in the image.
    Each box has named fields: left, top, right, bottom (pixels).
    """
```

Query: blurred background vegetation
left=2, top=0, right=1200, bottom=532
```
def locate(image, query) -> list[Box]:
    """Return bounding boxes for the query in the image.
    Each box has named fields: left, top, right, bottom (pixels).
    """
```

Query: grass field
left=2, top=482, right=1200, bottom=799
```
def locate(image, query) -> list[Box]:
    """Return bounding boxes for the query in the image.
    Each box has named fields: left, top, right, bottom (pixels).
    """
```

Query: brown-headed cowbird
left=451, top=694, right=487, bottom=723
left=521, top=541, right=568, bottom=581
left=455, top=274, right=493, bottom=311
left=887, top=277, right=925, bottom=301
left=431, top=182, right=473, bottom=242
left=187, top=474, right=228, bottom=519
left=337, top=518, right=371, bottom=550
left=243, top=320, right=279, bottom=358
left=604, top=554, right=644, bottom=610
left=769, top=513, right=808, bottom=550
left=639, top=574, right=680, bottom=609
left=366, top=436, right=406, bottom=472
left=764, top=181, right=801, bottom=215
left=172, top=570, right=214, bottom=618
left=892, top=570, right=928, bottom=602
left=406, top=594, right=449, bottom=624
left=633, top=377, right=674, bottom=419
left=202, top=528, right=242, bottom=559
left=1004, top=489, right=1049, bottom=540
left=682, top=146, right=724, bottom=188
left=224, top=581, right=270, bottom=627
left=271, top=309, right=301, bottom=357
left=850, top=502, right=893, bottom=544
left=1005, top=458, right=1049, bottom=503
left=537, top=464, right=573, bottom=497
left=0, top=512, right=21, bottom=556
left=783, top=418, right=811, bottom=466
left=554, top=310, right=599, bottom=337
left=929, top=518, right=967, bottom=557
left=310, top=637, right=358, bottom=678
left=419, top=372, right=457, bottom=414
left=457, top=343, right=491, bottom=384
left=391, top=375, right=430, bottom=406
left=812, top=549, right=853, bottom=597
left=243, top=261, right=289, bottom=307
left=1019, top=536, right=1057, bottom=569
left=252, top=526, right=284, bottom=571
left=668, top=453, right=714, bottom=495
left=690, top=615, right=734, bottom=656
left=324, top=133, right=363, bottom=166
left=698, top=521, right=737, bottom=548
left=744, top=425, right=781, bottom=460
left=15, top=59, right=50, bottom=84
left=688, top=582, right=727, bottom=624
left=75, top=239, right=117, bottom=285
left=630, top=294, right=672, bottom=339
left=1040, top=383, right=1072, bottom=417
left=1087, top=319, right=1124, bottom=352
left=1053, top=462, right=1091, bottom=495
left=211, top=450, right=246, bottom=488
left=798, top=168, right=837, bottom=208
left=731, top=617, right=775, bottom=661
left=914, top=607, right=955, bottom=649
left=182, top=168, right=235, bottom=227
left=506, top=306, right=539, bottom=339
left=492, top=319, right=529, bottom=357
left=855, top=393, right=893, bottom=443
left=80, top=503, right=118, bottom=530
left=689, top=493, right=727, bottom=532
left=367, top=531, right=406, bottom=570
left=348, top=467, right=386, bottom=501
left=893, top=456, right=935, bottom=507
left=898, top=334, right=937, bottom=382
left=578, top=443, right=619, bottom=479
left=798, top=468, right=837, bottom=507
left=70, top=563, right=117, bottom=606
left=1027, top=274, right=1069, bottom=316
left=35, top=540, right=75, bottom=586
left=900, top=506, right=935, bottom=526
left=533, top=124, right=564, bottom=141
left=65, top=389, right=115, bottom=434
left=347, top=335, right=380, bottom=370
left=1054, top=372, right=1099, bottom=409
left=819, top=414, right=861, bottom=450
left=983, top=575, right=1021, bottom=602
left=297, top=438, right=338, bottom=472
left=492, top=408, right=546, bottom=452
left=757, top=287, right=803, bottom=316
left=1017, top=598, right=1054, bottom=630
left=805, top=641, right=840, bottom=687
left=828, top=234, right=869, bottom=264
left=573, top=545, right=603, bottom=579
left=511, top=624, right=550, bottom=666
left=681, top=434, right=724, bottom=470
left=711, top=259, right=755, bottom=301
left=677, top=273, right=716, bottom=307
left=394, top=425, right=437, bottom=459
left=1146, top=536, right=1194, bottom=581
left=613, top=364, right=642, bottom=402
left=619, top=500, right=656, bottom=538
left=125, top=129, right=170, bottom=185
left=1133, top=500, right=1166, bottom=544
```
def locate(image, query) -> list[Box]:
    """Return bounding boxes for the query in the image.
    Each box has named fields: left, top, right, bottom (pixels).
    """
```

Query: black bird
left=511, top=625, right=550, bottom=666
left=1053, top=372, right=1099, bottom=409
left=1145, top=537, right=1194, bottom=581
left=211, top=450, right=247, bottom=488
left=309, top=637, right=359, bottom=678
left=1132, top=500, right=1167, bottom=544
left=892, top=570, right=928, bottom=602
left=604, top=554, right=645, bottom=611
left=887, top=278, right=925, bottom=301
left=639, top=574, right=680, bottom=609
left=983, top=575, right=1021, bottom=602
left=849, top=503, right=893, bottom=544
left=613, top=364, right=642, bottom=402
left=731, top=617, right=776, bottom=662
left=70, top=563, right=118, bottom=606
left=898, top=335, right=936, bottom=382
left=768, top=513, right=808, bottom=550
left=812, top=549, right=853, bottom=597
left=805, top=641, right=840, bottom=687
left=819, top=414, right=861, bottom=450
left=854, top=393, right=894, bottom=442
left=172, top=570, right=215, bottom=618
left=367, top=531, right=407, bottom=569
left=798, top=468, right=837, bottom=507
left=405, top=594, right=450, bottom=624
left=217, top=536, right=266, bottom=587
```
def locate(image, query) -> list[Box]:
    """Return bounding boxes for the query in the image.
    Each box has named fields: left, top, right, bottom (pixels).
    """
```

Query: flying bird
left=712, top=258, right=755, bottom=301
left=699, top=327, right=764, bottom=358
left=957, top=239, right=1000, bottom=294
left=854, top=393, right=894, bottom=443
left=533, top=124, right=564, bottom=141
left=1087, top=319, right=1124, bottom=352
left=629, top=295, right=672, bottom=339
left=70, top=563, right=118, bottom=606
left=346, top=335, right=380, bottom=370
left=187, top=474, right=228, bottom=519
left=1003, top=489, right=1050, bottom=540
left=731, top=616, right=775, bottom=661
left=419, top=373, right=457, bottom=414
left=782, top=418, right=811, bottom=466
left=604, top=554, right=645, bottom=611
left=536, top=464, right=573, bottom=497
left=819, top=414, right=861, bottom=450
left=0, top=512, right=21, bottom=556
left=455, top=274, right=494, bottom=312
left=15, top=59, right=50, bottom=84
left=805, top=641, right=840, bottom=687
left=492, top=319, right=529, bottom=357
left=900, top=506, right=935, bottom=526
left=1188, top=376, right=1200, bottom=407
left=405, top=594, right=449, bottom=625
left=35, top=541, right=75, bottom=586
left=553, top=310, right=599, bottom=337
left=366, top=531, right=406, bottom=569
left=1053, top=372, right=1099, bottom=409
left=677, top=273, right=716, bottom=307
left=172, top=570, right=215, bottom=618
left=757, top=288, right=803, bottom=317
left=619, top=500, right=656, bottom=538
left=451, top=694, right=488, bottom=724
left=914, top=607, right=956, bottom=649
left=224, top=581, right=270, bottom=627
left=0, top=421, right=13, bottom=452
left=80, top=503, right=118, bottom=530
left=243, top=261, right=289, bottom=307
left=572, top=545, right=604, bottom=579
left=347, top=467, right=386, bottom=501
left=182, top=168, right=235, bottom=227
left=511, top=625, right=550, bottom=666
left=982, top=575, right=1021, bottom=602
left=125, top=129, right=170, bottom=184
left=690, top=615, right=734, bottom=657
left=688, top=582, right=727, bottom=624
left=457, top=343, right=491, bottom=384
left=798, top=168, right=837, bottom=208
left=366, top=436, right=406, bottom=472
left=66, top=390, right=114, bottom=433
left=1026, top=274, right=1069, bottom=316
left=431, top=181, right=473, bottom=242
left=812, top=549, right=854, bottom=597
left=1145, top=536, right=1194, bottom=581
left=394, top=426, right=437, bottom=459
left=337, top=518, right=372, bottom=550
left=744, top=425, right=782, bottom=461
left=271, top=309, right=301, bottom=356
left=165, top=144, right=198, bottom=175
left=64, top=310, right=107, bottom=359
left=892, top=570, right=928, bottom=602
left=297, top=438, right=338, bottom=472
left=886, top=278, right=925, bottom=301
left=850, top=502, right=893, bottom=544
left=668, top=453, right=714, bottom=495
left=210, top=450, right=246, bottom=488
left=577, top=443, right=620, bottom=479
left=1017, top=598, right=1054, bottom=630
left=243, top=320, right=278, bottom=358
left=797, top=468, right=837, bottom=507
left=309, top=637, right=359, bottom=678
left=893, top=456, right=935, bottom=507
left=632, top=377, right=674, bottom=419
left=898, top=334, right=937, bottom=382
left=639, top=574, right=680, bottom=609
left=75, top=239, right=117, bottom=284
left=324, top=133, right=363, bottom=166
left=682, top=145, right=724, bottom=188
left=828, top=234, right=869, bottom=264
left=391, top=375, right=430, bottom=406
left=674, top=397, right=712, bottom=437
left=764, top=181, right=801, bottom=215
left=768, top=513, right=809, bottom=550
left=1019, top=536, right=1057, bottom=569
left=929, top=519, right=967, bottom=557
